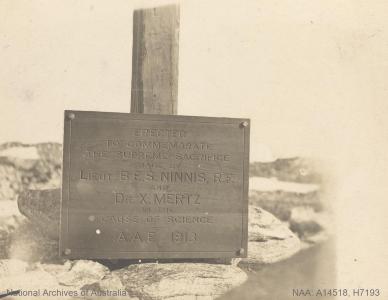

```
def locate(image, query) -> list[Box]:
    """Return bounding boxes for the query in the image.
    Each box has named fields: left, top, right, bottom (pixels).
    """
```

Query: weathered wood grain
left=131, top=5, right=180, bottom=115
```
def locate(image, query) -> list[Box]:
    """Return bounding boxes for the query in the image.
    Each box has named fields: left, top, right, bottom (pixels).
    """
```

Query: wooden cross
left=130, top=5, right=180, bottom=115
left=21, top=4, right=249, bottom=261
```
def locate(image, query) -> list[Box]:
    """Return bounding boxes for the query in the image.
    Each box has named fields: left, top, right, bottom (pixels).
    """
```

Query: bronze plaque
left=60, top=110, right=249, bottom=259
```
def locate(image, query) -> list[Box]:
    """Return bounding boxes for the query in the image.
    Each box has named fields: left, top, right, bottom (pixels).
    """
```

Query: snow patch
left=249, top=177, right=319, bottom=193
left=0, top=200, right=21, bottom=217
left=0, top=146, right=39, bottom=160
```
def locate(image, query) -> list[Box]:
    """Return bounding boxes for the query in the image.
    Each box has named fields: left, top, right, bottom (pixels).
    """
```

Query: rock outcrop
left=114, top=263, right=247, bottom=300
left=0, top=201, right=25, bottom=259
left=0, top=259, right=124, bottom=300
left=249, top=189, right=322, bottom=221
left=0, top=142, right=61, bottom=201
left=0, top=141, right=332, bottom=299
left=0, top=197, right=60, bottom=263
left=56, top=260, right=110, bottom=287
left=249, top=177, right=322, bottom=221
left=289, top=207, right=332, bottom=249
left=17, top=188, right=60, bottom=239
left=249, top=157, right=322, bottom=183
left=7, top=219, right=60, bottom=263
left=0, top=258, right=247, bottom=300
left=239, top=206, right=300, bottom=269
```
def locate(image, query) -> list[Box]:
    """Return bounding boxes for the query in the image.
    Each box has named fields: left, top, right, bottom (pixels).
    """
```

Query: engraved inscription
left=61, top=111, right=249, bottom=259
left=172, top=231, right=198, bottom=243
left=134, top=128, right=186, bottom=138
left=80, top=170, right=112, bottom=181
left=117, top=231, right=156, bottom=243
left=77, top=170, right=237, bottom=184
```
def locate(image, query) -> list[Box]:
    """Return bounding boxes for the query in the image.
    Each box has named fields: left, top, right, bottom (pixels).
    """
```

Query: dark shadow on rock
left=97, top=257, right=240, bottom=271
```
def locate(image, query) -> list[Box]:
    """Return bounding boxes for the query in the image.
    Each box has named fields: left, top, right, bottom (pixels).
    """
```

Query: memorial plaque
left=60, top=110, right=250, bottom=259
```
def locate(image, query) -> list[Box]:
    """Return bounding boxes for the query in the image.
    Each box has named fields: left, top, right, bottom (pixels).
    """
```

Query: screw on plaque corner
left=67, top=112, right=75, bottom=120
left=238, top=248, right=245, bottom=256
left=240, top=121, right=249, bottom=128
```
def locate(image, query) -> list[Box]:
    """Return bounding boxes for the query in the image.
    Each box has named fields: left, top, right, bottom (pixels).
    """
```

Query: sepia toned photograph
left=0, top=1, right=387, bottom=299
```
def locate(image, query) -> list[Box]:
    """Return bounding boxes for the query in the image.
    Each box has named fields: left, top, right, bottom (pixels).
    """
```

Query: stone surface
left=18, top=188, right=60, bottom=239
left=0, top=259, right=63, bottom=295
left=36, top=259, right=72, bottom=275
left=248, top=205, right=293, bottom=242
left=0, top=259, right=246, bottom=300
left=0, top=162, right=21, bottom=201
left=242, top=235, right=300, bottom=267
left=0, top=259, right=28, bottom=278
left=0, top=201, right=25, bottom=259
left=249, top=189, right=322, bottom=221
left=81, top=272, right=126, bottom=294
left=114, top=263, right=248, bottom=300
left=0, top=259, right=111, bottom=299
left=289, top=207, right=332, bottom=249
left=56, top=260, right=110, bottom=287
left=239, top=206, right=300, bottom=268
left=0, top=142, right=61, bottom=201
left=7, top=219, right=60, bottom=263
left=0, top=230, right=8, bottom=258
left=249, top=157, right=322, bottom=183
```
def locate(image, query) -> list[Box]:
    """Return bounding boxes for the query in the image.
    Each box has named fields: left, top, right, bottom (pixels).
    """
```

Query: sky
left=0, top=0, right=386, bottom=161
left=1, top=0, right=388, bottom=289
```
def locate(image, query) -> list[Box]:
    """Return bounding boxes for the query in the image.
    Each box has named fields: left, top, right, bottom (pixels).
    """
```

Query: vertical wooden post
left=131, top=5, right=180, bottom=115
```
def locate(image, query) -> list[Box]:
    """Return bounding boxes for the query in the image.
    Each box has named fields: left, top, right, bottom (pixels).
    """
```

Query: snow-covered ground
left=0, top=200, right=20, bottom=217
left=249, top=177, right=319, bottom=194
left=0, top=146, right=39, bottom=160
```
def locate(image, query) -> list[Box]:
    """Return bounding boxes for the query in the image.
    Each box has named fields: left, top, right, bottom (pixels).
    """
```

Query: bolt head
left=238, top=248, right=245, bottom=255
left=240, top=121, right=249, bottom=128
left=67, top=112, right=75, bottom=120
left=64, top=248, right=71, bottom=255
